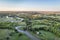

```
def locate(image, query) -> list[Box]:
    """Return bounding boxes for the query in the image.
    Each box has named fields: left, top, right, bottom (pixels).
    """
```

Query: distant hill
left=39, top=11, right=60, bottom=14
left=0, top=11, right=60, bottom=14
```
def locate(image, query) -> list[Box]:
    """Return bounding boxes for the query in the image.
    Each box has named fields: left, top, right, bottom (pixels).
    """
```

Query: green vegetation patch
left=39, top=30, right=60, bottom=40
left=0, top=29, right=14, bottom=40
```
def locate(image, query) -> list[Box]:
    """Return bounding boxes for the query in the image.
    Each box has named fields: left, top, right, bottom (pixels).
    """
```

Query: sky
left=0, top=0, right=60, bottom=11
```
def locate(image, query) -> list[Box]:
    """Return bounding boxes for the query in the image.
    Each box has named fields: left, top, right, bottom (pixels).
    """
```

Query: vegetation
left=0, top=16, right=30, bottom=40
left=0, top=13, right=60, bottom=40
left=28, top=14, right=60, bottom=40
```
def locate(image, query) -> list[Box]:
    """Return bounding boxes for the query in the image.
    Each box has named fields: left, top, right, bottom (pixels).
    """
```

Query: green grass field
left=0, top=29, right=30, bottom=40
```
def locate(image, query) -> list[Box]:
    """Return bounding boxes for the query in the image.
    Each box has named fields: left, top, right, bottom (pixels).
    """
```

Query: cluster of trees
left=0, top=22, right=20, bottom=29
left=24, top=14, right=60, bottom=37
left=0, top=22, right=23, bottom=40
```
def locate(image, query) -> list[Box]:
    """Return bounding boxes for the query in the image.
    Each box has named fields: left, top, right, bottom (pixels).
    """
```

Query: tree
left=6, top=37, right=9, bottom=40
left=24, top=14, right=33, bottom=30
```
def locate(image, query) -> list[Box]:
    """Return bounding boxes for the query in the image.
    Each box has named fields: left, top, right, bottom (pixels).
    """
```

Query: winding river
left=15, top=18, right=40, bottom=40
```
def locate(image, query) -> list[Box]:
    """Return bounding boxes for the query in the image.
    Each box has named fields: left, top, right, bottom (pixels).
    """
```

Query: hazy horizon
left=0, top=0, right=60, bottom=11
